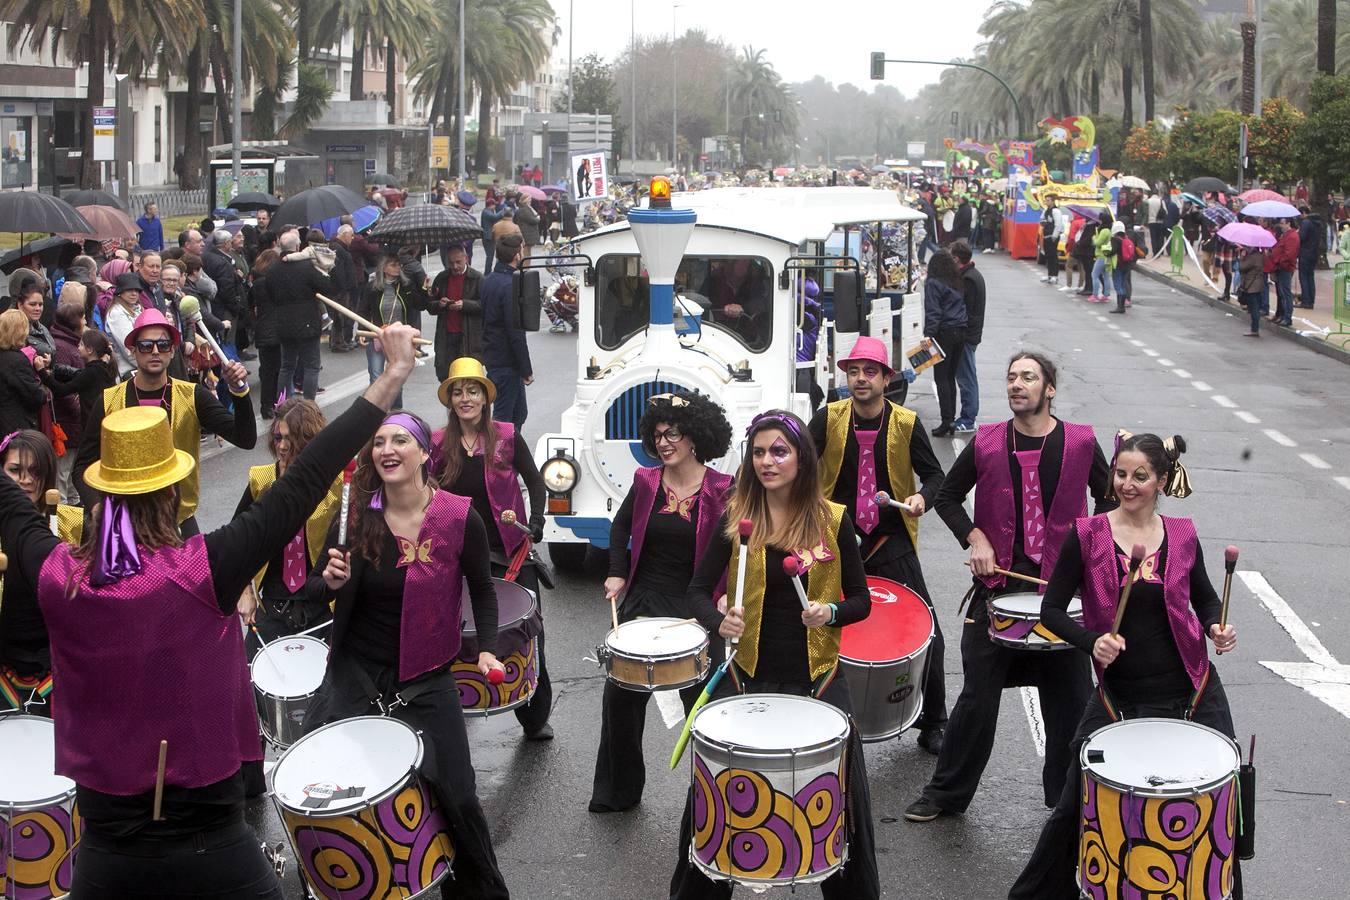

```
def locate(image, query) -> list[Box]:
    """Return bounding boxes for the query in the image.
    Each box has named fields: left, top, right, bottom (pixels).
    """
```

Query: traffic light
left=870, top=52, right=886, bottom=80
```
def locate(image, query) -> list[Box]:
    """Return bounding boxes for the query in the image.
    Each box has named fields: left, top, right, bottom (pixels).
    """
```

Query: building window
left=1, top=117, right=32, bottom=188
left=154, top=106, right=162, bottom=163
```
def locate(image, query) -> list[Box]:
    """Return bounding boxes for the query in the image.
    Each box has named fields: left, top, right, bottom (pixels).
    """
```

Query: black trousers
left=435, top=332, right=466, bottom=384
left=932, top=330, right=966, bottom=428
left=305, top=657, right=510, bottom=900
left=71, top=817, right=284, bottom=898
left=1009, top=671, right=1242, bottom=899
left=863, top=543, right=947, bottom=728
left=255, top=343, right=280, bottom=414
left=1043, top=236, right=1060, bottom=278
left=667, top=671, right=880, bottom=900
left=921, top=588, right=1092, bottom=812
left=493, top=560, right=552, bottom=734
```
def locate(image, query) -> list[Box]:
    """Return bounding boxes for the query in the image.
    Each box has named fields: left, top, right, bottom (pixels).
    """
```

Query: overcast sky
left=553, top=0, right=994, bottom=98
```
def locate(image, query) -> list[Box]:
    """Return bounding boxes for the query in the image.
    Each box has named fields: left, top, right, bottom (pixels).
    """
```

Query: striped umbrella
left=366, top=204, right=480, bottom=246
left=1201, top=206, right=1237, bottom=227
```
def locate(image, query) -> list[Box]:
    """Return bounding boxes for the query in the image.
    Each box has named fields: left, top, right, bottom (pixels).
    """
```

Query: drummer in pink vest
left=808, top=335, right=949, bottom=754
left=590, top=391, right=734, bottom=813
left=906, top=351, right=1114, bottom=823
left=0, top=324, right=419, bottom=895
left=1010, top=432, right=1241, bottom=898
left=431, top=356, right=554, bottom=740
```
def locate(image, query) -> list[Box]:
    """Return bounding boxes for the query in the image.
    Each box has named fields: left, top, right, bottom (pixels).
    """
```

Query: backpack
left=1120, top=237, right=1136, bottom=262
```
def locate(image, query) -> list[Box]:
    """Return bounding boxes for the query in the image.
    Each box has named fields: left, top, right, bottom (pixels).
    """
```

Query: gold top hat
left=438, top=357, right=497, bottom=407
left=83, top=407, right=196, bottom=495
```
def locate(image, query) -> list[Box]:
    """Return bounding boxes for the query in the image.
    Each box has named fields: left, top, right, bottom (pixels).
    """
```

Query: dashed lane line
left=1263, top=429, right=1297, bottom=448
left=1158, top=358, right=1176, bottom=366
left=1142, top=348, right=1159, bottom=357
left=1129, top=339, right=1145, bottom=347
left=1299, top=453, right=1332, bottom=470
left=1210, top=395, right=1238, bottom=408
left=1336, top=476, right=1350, bottom=492
left=1234, top=411, right=1261, bottom=424
left=1191, top=380, right=1212, bottom=392
left=1172, top=369, right=1193, bottom=378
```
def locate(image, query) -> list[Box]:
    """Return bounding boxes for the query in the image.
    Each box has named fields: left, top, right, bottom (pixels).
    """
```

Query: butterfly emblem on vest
left=397, top=537, right=434, bottom=567
left=793, top=542, right=835, bottom=572
left=1117, top=549, right=1162, bottom=586
left=659, top=487, right=697, bottom=522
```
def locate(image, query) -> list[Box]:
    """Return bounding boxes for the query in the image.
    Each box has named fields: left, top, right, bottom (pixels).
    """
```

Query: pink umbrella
left=1238, top=189, right=1288, bottom=204
left=59, top=204, right=140, bottom=241
left=513, top=184, right=547, bottom=201
left=1218, top=221, right=1276, bottom=248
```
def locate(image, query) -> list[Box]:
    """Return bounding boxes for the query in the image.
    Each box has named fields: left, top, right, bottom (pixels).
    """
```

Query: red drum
left=837, top=577, right=935, bottom=742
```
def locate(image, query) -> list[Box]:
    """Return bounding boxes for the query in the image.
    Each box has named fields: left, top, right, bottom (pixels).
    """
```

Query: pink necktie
left=1013, top=449, right=1046, bottom=563
left=854, top=428, right=881, bottom=534
left=282, top=530, right=307, bottom=593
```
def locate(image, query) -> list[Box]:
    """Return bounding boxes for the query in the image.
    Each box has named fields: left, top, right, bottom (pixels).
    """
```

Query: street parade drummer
left=668, top=410, right=880, bottom=900
left=808, top=335, right=949, bottom=754
left=0, top=324, right=420, bottom=895
left=905, top=351, right=1115, bottom=823
left=1009, top=432, right=1242, bottom=899
left=590, top=390, right=734, bottom=813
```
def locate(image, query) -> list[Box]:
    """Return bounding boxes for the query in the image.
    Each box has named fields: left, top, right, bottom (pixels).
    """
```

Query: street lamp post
left=457, top=0, right=466, bottom=181
left=672, top=4, right=682, bottom=170
left=566, top=0, right=574, bottom=175
left=231, top=0, right=241, bottom=196
left=870, top=52, right=1025, bottom=137
left=631, top=0, right=637, bottom=166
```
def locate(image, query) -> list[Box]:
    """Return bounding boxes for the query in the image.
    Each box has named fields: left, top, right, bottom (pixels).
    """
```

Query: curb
left=1135, top=265, right=1350, bottom=367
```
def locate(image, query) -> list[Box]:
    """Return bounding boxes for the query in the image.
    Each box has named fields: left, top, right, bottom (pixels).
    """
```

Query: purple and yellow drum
left=453, top=577, right=541, bottom=716
left=270, top=716, right=454, bottom=899
left=688, top=694, right=850, bottom=887
left=988, top=592, right=1083, bottom=650
left=0, top=715, right=80, bottom=900
left=1078, top=718, right=1240, bottom=900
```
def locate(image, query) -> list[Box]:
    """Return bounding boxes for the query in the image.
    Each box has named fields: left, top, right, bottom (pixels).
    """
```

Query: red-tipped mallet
left=729, top=519, right=753, bottom=654
left=337, top=460, right=358, bottom=550
left=1110, top=543, right=1147, bottom=637
left=781, top=556, right=812, bottom=612
left=487, top=667, right=505, bottom=685
left=1220, top=545, right=1239, bottom=631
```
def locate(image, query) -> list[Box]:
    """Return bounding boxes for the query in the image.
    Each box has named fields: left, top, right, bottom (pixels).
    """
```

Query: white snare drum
left=0, top=715, right=80, bottom=900
left=988, top=593, right=1083, bottom=650
left=689, top=695, right=850, bottom=886
left=270, top=716, right=455, bottom=900
left=599, top=618, right=710, bottom=692
left=1079, top=718, right=1240, bottom=900
left=250, top=635, right=329, bottom=748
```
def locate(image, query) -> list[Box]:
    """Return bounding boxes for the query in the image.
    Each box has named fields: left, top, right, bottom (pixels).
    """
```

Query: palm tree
left=1241, top=18, right=1257, bottom=114
left=732, top=47, right=797, bottom=166
left=0, top=0, right=203, bottom=187
left=203, top=0, right=292, bottom=141
left=316, top=0, right=431, bottom=107
left=1318, top=0, right=1338, bottom=74
left=1175, top=19, right=1244, bottom=111
left=1140, top=0, right=1156, bottom=121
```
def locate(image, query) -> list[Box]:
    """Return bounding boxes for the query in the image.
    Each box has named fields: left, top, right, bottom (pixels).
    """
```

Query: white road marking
left=1263, top=429, right=1297, bottom=447
left=1234, top=410, right=1261, bottom=424
left=1020, top=687, right=1047, bottom=757
left=1129, top=339, right=1145, bottom=347
left=1106, top=323, right=1119, bottom=331
left=952, top=437, right=967, bottom=454
left=1191, top=380, right=1212, bottom=391
left=1299, top=453, right=1331, bottom=470
left=1336, top=476, right=1350, bottom=492
left=1157, top=358, right=1176, bottom=366
left=1172, top=369, right=1192, bottom=378
left=1244, top=571, right=1350, bottom=721
left=1142, top=348, right=1159, bottom=357
left=1118, top=331, right=1132, bottom=338
left=655, top=690, right=687, bottom=729
left=1210, top=394, right=1238, bottom=408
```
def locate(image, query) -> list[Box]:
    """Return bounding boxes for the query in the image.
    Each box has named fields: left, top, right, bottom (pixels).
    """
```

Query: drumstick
left=315, top=292, right=397, bottom=339
left=44, top=489, right=60, bottom=535
left=152, top=740, right=168, bottom=821
left=499, top=509, right=533, bottom=537
left=729, top=519, right=752, bottom=657
left=661, top=617, right=698, bottom=629
left=670, top=649, right=736, bottom=769
left=337, top=460, right=357, bottom=549
left=354, top=328, right=433, bottom=347
left=1111, top=543, right=1147, bottom=637
left=963, top=561, right=1048, bottom=587
left=609, top=594, right=619, bottom=631
left=781, top=557, right=812, bottom=612
left=1219, top=545, right=1239, bottom=629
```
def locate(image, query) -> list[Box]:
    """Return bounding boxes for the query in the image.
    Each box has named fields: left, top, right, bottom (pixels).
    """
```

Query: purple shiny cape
left=972, top=420, right=1096, bottom=592
left=1075, top=514, right=1209, bottom=691
left=37, top=536, right=261, bottom=795
left=627, top=466, right=733, bottom=590
left=483, top=422, right=529, bottom=555
left=399, top=489, right=469, bottom=682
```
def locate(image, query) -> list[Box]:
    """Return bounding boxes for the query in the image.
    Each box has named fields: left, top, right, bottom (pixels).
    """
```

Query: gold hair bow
left=648, top=393, right=689, bottom=408
left=1162, top=436, right=1192, bottom=499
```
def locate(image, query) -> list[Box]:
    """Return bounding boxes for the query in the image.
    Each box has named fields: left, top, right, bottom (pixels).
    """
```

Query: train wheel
left=548, top=541, right=590, bottom=573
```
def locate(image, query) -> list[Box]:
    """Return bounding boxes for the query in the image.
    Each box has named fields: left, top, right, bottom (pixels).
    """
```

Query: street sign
left=93, top=107, right=115, bottom=161
left=364, top=159, right=377, bottom=177
left=326, top=144, right=365, bottom=154
left=431, top=136, right=450, bottom=169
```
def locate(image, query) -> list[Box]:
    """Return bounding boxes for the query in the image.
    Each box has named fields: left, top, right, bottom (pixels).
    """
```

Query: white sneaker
left=1040, top=275, right=1052, bottom=282
left=1058, top=284, right=1072, bottom=291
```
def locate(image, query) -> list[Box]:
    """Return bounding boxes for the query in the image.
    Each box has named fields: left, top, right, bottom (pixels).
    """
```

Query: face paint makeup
left=769, top=438, right=792, bottom=463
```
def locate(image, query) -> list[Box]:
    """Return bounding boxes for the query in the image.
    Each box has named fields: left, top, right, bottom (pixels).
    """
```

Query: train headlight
left=541, top=454, right=579, bottom=494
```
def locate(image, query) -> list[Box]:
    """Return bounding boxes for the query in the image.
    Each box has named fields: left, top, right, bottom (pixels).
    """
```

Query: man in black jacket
left=951, top=240, right=985, bottom=434
left=328, top=227, right=358, bottom=352
left=480, top=235, right=532, bottom=427
left=267, top=231, right=332, bottom=400
left=427, top=244, right=485, bottom=380
left=1296, top=205, right=1323, bottom=309
left=202, top=229, right=243, bottom=344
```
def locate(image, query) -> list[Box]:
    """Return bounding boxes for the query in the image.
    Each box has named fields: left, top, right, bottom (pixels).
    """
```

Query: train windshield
left=594, top=253, right=774, bottom=352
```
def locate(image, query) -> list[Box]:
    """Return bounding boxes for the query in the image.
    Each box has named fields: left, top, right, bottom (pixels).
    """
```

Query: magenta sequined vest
left=399, top=490, right=469, bottom=682
left=37, top=536, right=261, bottom=795
left=972, top=420, right=1097, bottom=591
left=626, top=466, right=733, bottom=587
left=483, top=422, right=530, bottom=555
left=1075, top=514, right=1209, bottom=691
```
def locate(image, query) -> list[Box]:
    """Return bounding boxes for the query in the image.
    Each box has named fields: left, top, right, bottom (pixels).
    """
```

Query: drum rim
left=691, top=692, right=851, bottom=758
left=1080, top=716, right=1241, bottom=797
left=988, top=593, right=1083, bottom=621
left=0, top=713, right=78, bottom=808
left=839, top=614, right=934, bottom=666
left=461, top=576, right=538, bottom=637
left=603, top=618, right=711, bottom=662
left=269, top=715, right=425, bottom=817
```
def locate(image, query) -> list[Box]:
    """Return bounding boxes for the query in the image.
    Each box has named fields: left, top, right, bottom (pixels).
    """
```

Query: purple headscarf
left=369, top=413, right=432, bottom=510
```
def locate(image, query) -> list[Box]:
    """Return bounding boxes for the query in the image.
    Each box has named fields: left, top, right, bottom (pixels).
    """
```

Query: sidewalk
left=1132, top=250, right=1350, bottom=365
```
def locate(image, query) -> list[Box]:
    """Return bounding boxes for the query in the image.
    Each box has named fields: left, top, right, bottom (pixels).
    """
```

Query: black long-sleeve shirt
left=808, top=404, right=945, bottom=558
left=43, top=361, right=119, bottom=431
left=687, top=512, right=870, bottom=684
left=608, top=484, right=702, bottom=616
left=934, top=420, right=1115, bottom=582
left=73, top=378, right=257, bottom=510
left=1042, top=529, right=1222, bottom=702
left=440, top=432, right=545, bottom=553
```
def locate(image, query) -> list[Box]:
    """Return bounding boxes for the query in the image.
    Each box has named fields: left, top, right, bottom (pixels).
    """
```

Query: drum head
left=251, top=635, right=329, bottom=696
left=272, top=716, right=421, bottom=813
left=461, top=577, right=537, bottom=636
left=693, top=694, right=849, bottom=752
left=839, top=577, right=934, bottom=662
left=606, top=618, right=706, bottom=656
left=992, top=593, right=1083, bottom=617
left=1082, top=718, right=1239, bottom=794
left=0, top=715, right=75, bottom=805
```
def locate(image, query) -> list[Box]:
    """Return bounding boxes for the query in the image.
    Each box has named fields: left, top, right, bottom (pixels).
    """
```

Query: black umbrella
left=366, top=172, right=400, bottom=187
left=0, top=191, right=92, bottom=235
left=63, top=189, right=127, bottom=212
left=272, top=185, right=368, bottom=228
left=0, top=236, right=73, bottom=270
left=366, top=204, right=480, bottom=246
left=1183, top=176, right=1234, bottom=196
left=229, top=192, right=282, bottom=212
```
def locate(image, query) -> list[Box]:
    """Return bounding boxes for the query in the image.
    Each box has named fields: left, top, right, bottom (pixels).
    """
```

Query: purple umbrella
left=1218, top=222, right=1276, bottom=248
left=541, top=184, right=566, bottom=194
left=1066, top=204, right=1106, bottom=221
left=1239, top=199, right=1299, bottom=220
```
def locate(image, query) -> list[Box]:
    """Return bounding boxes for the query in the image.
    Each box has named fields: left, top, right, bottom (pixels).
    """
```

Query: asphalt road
left=194, top=250, right=1350, bottom=898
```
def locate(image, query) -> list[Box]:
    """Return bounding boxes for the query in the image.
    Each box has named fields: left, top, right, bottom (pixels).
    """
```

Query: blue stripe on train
left=604, top=380, right=689, bottom=440
left=553, top=516, right=613, bottom=548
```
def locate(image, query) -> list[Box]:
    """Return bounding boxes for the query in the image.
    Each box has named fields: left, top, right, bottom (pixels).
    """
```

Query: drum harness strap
left=348, top=663, right=445, bottom=717
left=1098, top=665, right=1211, bottom=724
left=0, top=664, right=53, bottom=713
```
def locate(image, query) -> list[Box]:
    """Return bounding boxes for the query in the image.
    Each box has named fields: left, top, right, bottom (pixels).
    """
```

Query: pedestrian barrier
left=129, top=189, right=208, bottom=218
left=1332, top=261, right=1350, bottom=348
